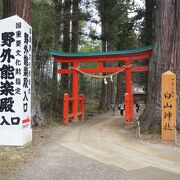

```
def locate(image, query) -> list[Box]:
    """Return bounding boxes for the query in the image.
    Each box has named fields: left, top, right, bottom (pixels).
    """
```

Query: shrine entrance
left=51, top=46, right=152, bottom=125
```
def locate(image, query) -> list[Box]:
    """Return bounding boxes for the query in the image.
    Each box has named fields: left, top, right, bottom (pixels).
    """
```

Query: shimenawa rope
left=70, top=65, right=132, bottom=79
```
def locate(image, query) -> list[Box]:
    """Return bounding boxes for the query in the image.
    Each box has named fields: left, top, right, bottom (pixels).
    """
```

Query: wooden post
left=63, top=93, right=69, bottom=124
left=125, top=60, right=134, bottom=121
left=125, top=93, right=131, bottom=126
left=162, top=71, right=176, bottom=142
left=80, top=94, right=85, bottom=120
left=72, top=62, right=79, bottom=120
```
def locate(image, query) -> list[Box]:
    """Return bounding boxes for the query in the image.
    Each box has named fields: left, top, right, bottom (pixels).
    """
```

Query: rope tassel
left=110, top=76, right=113, bottom=82
left=104, top=78, right=107, bottom=84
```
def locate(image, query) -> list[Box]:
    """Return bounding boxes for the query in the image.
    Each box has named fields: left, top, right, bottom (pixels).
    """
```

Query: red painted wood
left=63, top=93, right=69, bottom=124
left=125, top=60, right=134, bottom=122
left=63, top=94, right=84, bottom=124
left=57, top=66, right=148, bottom=74
left=54, top=51, right=152, bottom=63
left=98, top=61, right=104, bottom=71
left=72, top=62, right=79, bottom=120
left=79, top=94, right=84, bottom=120
left=125, top=93, right=131, bottom=126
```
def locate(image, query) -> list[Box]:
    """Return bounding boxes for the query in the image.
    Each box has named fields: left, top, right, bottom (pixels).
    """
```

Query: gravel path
left=12, top=113, right=180, bottom=180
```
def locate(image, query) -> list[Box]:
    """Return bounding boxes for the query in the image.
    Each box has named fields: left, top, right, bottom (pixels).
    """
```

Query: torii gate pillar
left=125, top=59, right=134, bottom=122
left=72, top=61, right=79, bottom=120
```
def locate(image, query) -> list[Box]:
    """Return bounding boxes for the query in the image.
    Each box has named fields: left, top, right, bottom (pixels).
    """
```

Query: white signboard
left=0, top=15, right=32, bottom=146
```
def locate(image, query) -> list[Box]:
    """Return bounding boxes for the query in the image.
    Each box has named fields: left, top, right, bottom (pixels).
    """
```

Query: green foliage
left=95, top=0, right=145, bottom=51
left=97, top=0, right=147, bottom=87
left=31, top=0, right=62, bottom=120
left=32, top=0, right=54, bottom=89
left=79, top=40, right=101, bottom=53
left=32, top=0, right=54, bottom=61
left=78, top=39, right=101, bottom=101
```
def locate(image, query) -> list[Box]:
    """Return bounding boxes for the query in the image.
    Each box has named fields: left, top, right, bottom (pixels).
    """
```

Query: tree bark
left=3, top=0, right=32, bottom=24
left=61, top=0, right=71, bottom=91
left=141, top=0, right=180, bottom=131
left=52, top=0, right=62, bottom=112
left=144, top=0, right=155, bottom=45
left=98, top=0, right=107, bottom=110
left=53, top=0, right=62, bottom=81
left=115, top=73, right=125, bottom=105
left=3, top=0, right=11, bottom=18
left=71, top=0, right=79, bottom=53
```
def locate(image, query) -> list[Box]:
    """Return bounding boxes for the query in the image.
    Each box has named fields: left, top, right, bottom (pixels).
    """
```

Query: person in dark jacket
left=135, top=103, right=140, bottom=113
left=110, top=102, right=115, bottom=116
left=118, top=103, right=125, bottom=116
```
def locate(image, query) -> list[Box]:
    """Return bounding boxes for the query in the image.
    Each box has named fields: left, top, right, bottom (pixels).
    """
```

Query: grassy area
left=0, top=126, right=50, bottom=179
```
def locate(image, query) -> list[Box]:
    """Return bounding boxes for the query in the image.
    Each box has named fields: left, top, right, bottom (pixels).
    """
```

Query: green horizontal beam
left=50, top=45, right=153, bottom=57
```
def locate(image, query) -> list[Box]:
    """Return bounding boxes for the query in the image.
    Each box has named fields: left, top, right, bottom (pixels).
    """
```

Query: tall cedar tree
left=98, top=0, right=133, bottom=107
left=61, top=0, right=71, bottom=91
left=144, top=0, right=154, bottom=45
left=3, top=0, right=31, bottom=23
left=52, top=0, right=62, bottom=111
left=71, top=0, right=80, bottom=52
left=98, top=0, right=107, bottom=110
left=136, top=0, right=155, bottom=105
left=141, top=0, right=180, bottom=131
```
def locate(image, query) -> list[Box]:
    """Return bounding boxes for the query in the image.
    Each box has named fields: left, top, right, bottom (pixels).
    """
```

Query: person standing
left=135, top=103, right=140, bottom=113
left=110, top=102, right=115, bottom=116
left=119, top=103, right=125, bottom=116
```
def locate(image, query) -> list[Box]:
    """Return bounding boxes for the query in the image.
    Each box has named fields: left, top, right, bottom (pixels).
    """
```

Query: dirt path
left=3, top=113, right=180, bottom=180
left=59, top=113, right=180, bottom=173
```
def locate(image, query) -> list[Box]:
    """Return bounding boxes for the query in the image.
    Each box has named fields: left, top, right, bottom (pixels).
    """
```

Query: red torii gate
left=51, top=46, right=152, bottom=125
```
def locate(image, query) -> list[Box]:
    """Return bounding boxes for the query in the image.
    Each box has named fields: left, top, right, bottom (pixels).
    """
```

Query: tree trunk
left=115, top=74, right=121, bottom=105
left=98, top=0, right=107, bottom=110
left=106, top=61, right=114, bottom=106
left=3, top=0, right=32, bottom=23
left=52, top=0, right=62, bottom=112
left=106, top=42, right=114, bottom=106
left=115, top=73, right=125, bottom=105
left=71, top=0, right=79, bottom=53
left=3, top=0, right=11, bottom=18
left=144, top=0, right=155, bottom=45
left=61, top=0, right=71, bottom=92
left=141, top=0, right=180, bottom=131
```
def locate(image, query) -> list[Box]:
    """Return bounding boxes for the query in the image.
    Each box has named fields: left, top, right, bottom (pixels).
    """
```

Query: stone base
left=0, top=128, right=32, bottom=146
